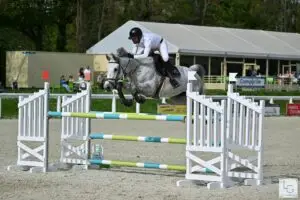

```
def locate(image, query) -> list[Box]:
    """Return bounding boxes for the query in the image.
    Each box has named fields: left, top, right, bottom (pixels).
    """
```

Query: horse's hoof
left=136, top=95, right=146, bottom=104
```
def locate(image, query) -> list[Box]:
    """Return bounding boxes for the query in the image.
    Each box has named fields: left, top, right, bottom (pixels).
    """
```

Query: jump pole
left=90, top=159, right=187, bottom=171
left=89, top=159, right=213, bottom=173
left=89, top=133, right=186, bottom=144
left=48, top=111, right=186, bottom=122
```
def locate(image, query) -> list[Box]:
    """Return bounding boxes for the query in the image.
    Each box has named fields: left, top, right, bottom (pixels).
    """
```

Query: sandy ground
left=1, top=117, right=300, bottom=200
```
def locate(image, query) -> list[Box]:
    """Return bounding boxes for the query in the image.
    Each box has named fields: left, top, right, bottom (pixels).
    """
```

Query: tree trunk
left=143, top=0, right=152, bottom=20
left=34, top=29, right=44, bottom=50
left=21, top=26, right=44, bottom=50
left=76, top=0, right=84, bottom=52
left=201, top=0, right=209, bottom=25
left=98, top=0, right=106, bottom=40
left=56, top=23, right=67, bottom=51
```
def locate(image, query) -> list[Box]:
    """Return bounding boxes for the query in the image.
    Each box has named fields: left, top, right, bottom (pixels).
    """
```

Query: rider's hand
left=127, top=53, right=134, bottom=58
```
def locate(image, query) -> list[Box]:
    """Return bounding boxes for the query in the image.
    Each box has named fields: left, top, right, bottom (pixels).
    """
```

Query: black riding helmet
left=128, top=27, right=143, bottom=43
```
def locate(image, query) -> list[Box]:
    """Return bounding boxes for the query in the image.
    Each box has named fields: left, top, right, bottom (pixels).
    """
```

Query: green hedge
left=0, top=98, right=160, bottom=119
left=0, top=98, right=292, bottom=119
left=1, top=87, right=299, bottom=119
left=207, top=89, right=300, bottom=96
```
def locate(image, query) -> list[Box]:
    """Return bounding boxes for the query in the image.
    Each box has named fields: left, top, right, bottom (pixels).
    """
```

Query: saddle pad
left=135, top=57, right=154, bottom=65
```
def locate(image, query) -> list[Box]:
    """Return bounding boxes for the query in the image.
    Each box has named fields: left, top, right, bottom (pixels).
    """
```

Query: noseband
left=105, top=58, right=131, bottom=88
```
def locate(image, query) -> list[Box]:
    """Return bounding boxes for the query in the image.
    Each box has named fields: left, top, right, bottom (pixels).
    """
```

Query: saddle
left=149, top=52, right=181, bottom=95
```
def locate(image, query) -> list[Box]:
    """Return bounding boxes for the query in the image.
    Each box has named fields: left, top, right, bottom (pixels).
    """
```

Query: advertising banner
left=157, top=104, right=186, bottom=115
left=286, top=104, right=300, bottom=116
left=264, top=104, right=281, bottom=116
left=236, top=77, right=265, bottom=88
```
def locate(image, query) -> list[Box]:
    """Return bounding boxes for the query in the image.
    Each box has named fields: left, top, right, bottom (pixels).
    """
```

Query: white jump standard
left=7, top=71, right=265, bottom=190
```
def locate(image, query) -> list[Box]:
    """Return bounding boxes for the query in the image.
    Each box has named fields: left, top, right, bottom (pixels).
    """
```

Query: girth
left=153, top=76, right=166, bottom=99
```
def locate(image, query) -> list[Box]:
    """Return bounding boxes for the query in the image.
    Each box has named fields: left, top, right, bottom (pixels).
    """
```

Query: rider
left=126, top=27, right=180, bottom=88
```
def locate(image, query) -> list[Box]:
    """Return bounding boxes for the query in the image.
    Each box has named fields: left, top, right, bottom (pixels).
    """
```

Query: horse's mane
left=116, top=47, right=129, bottom=57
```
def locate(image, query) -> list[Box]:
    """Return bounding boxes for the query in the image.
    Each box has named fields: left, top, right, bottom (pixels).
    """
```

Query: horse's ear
left=106, top=54, right=111, bottom=61
left=111, top=53, right=119, bottom=62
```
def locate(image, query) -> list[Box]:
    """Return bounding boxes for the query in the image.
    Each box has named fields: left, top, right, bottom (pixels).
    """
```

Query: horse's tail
left=189, top=64, right=206, bottom=94
left=189, top=64, right=205, bottom=79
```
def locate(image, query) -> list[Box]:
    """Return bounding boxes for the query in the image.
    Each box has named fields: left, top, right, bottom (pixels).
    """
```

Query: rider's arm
left=131, top=45, right=138, bottom=55
left=132, top=45, right=144, bottom=55
left=133, top=39, right=151, bottom=59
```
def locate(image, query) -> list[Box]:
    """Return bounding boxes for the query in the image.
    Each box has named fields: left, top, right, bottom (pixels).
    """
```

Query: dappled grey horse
left=103, top=51, right=205, bottom=106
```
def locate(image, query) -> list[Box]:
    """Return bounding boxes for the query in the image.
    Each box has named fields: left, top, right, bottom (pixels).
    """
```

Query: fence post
left=136, top=103, right=140, bottom=113
left=56, top=96, right=61, bottom=112
left=112, top=90, right=117, bottom=113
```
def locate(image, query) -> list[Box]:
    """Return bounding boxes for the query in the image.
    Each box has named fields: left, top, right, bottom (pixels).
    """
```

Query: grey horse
left=103, top=50, right=205, bottom=106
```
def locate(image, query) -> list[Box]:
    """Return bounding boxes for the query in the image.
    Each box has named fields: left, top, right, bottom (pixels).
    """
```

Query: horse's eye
left=114, top=68, right=118, bottom=72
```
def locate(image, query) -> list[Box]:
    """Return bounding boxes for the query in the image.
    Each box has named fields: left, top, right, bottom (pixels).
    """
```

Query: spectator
left=68, top=75, right=74, bottom=91
left=84, top=66, right=91, bottom=82
left=68, top=75, right=74, bottom=83
left=12, top=80, right=18, bottom=90
left=60, top=75, right=71, bottom=92
left=96, top=73, right=106, bottom=89
left=78, top=67, right=85, bottom=80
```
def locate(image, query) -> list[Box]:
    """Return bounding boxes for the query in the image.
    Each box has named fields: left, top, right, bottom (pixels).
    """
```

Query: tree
left=2, top=0, right=54, bottom=50
left=50, top=0, right=76, bottom=52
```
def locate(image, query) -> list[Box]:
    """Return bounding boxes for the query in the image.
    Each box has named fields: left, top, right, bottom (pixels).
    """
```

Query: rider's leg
left=159, top=40, right=169, bottom=62
left=159, top=40, right=180, bottom=88
left=159, top=40, right=180, bottom=77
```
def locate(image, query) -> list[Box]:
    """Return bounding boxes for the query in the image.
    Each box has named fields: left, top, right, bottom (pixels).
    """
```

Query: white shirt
left=84, top=68, right=91, bottom=81
left=131, top=32, right=163, bottom=59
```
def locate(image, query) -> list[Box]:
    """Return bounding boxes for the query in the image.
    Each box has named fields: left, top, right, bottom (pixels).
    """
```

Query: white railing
left=0, top=90, right=167, bottom=118
left=0, top=91, right=300, bottom=118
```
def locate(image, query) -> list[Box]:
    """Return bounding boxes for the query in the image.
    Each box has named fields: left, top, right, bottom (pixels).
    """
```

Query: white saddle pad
left=135, top=57, right=154, bottom=66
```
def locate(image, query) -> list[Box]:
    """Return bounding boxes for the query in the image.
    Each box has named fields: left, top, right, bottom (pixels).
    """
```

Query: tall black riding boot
left=164, top=61, right=180, bottom=88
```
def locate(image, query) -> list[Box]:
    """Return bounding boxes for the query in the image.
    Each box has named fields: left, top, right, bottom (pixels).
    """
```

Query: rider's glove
left=127, top=53, right=134, bottom=58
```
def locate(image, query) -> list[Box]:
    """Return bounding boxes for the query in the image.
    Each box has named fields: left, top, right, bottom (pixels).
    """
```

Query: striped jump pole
left=89, top=159, right=213, bottom=173
left=48, top=111, right=186, bottom=122
left=89, top=133, right=221, bottom=146
left=89, top=133, right=186, bottom=144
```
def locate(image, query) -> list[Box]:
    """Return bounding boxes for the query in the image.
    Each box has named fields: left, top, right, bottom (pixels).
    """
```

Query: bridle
left=105, top=58, right=132, bottom=88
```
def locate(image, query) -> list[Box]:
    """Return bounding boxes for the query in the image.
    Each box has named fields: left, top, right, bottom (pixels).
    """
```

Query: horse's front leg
left=129, top=85, right=146, bottom=104
left=116, top=81, right=133, bottom=107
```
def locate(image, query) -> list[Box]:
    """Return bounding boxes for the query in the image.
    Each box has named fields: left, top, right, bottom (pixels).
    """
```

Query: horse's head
left=104, top=53, right=135, bottom=91
left=103, top=54, right=121, bottom=91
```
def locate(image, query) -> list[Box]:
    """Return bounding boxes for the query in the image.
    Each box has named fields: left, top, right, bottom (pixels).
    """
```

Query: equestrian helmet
left=128, top=27, right=143, bottom=40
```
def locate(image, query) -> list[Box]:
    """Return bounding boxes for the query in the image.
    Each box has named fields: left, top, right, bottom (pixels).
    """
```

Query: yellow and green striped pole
left=89, top=133, right=186, bottom=144
left=48, top=111, right=186, bottom=122
left=89, top=159, right=213, bottom=173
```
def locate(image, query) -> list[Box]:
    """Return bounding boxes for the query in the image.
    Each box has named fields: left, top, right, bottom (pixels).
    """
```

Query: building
left=87, top=20, right=300, bottom=89
left=5, top=51, right=101, bottom=88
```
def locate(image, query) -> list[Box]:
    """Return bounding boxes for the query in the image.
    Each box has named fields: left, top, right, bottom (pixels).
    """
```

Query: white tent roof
left=86, top=20, right=300, bottom=60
